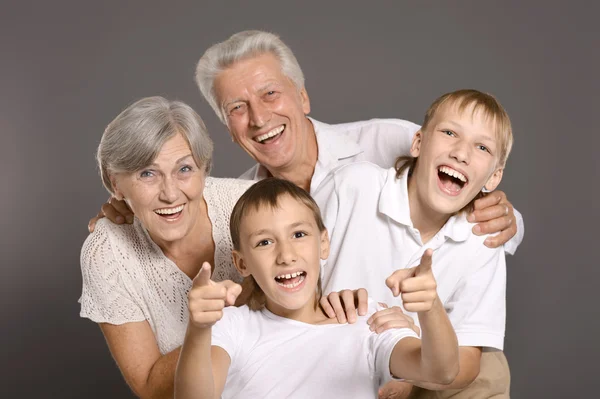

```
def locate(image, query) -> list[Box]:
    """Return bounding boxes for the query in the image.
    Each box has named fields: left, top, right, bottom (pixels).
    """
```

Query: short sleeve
left=367, top=300, right=420, bottom=385
left=79, top=221, right=146, bottom=324
left=211, top=306, right=245, bottom=372
left=504, top=207, right=525, bottom=256
left=445, top=247, right=506, bottom=350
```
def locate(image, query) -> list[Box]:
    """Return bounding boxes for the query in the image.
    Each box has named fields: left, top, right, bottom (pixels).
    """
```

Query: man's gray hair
left=195, top=30, right=305, bottom=124
left=97, top=96, right=213, bottom=195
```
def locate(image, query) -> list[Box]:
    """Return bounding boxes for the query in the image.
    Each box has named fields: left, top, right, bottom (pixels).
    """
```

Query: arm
left=100, top=322, right=180, bottom=399
left=385, top=250, right=459, bottom=384
left=174, top=263, right=241, bottom=399
left=408, top=347, right=481, bottom=390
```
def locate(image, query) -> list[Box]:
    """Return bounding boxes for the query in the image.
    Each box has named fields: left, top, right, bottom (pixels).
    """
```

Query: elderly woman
left=79, top=96, right=253, bottom=398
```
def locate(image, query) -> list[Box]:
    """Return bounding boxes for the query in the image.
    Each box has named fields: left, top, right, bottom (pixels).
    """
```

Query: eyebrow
left=440, top=121, right=497, bottom=144
left=247, top=221, right=312, bottom=238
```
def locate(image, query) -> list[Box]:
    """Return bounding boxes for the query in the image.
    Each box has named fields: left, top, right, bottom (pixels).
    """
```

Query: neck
left=407, top=174, right=450, bottom=244
left=265, top=296, right=328, bottom=324
left=267, top=118, right=318, bottom=192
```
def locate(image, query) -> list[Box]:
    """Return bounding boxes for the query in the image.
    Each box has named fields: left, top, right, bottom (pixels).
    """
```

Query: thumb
left=416, top=249, right=433, bottom=275
left=193, top=262, right=212, bottom=287
left=386, top=267, right=416, bottom=297
left=222, top=280, right=243, bottom=306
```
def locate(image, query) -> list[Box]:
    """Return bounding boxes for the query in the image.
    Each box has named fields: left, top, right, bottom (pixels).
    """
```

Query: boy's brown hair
left=230, top=178, right=326, bottom=310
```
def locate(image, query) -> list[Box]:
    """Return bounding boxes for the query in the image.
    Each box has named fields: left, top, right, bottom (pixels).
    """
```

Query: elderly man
left=91, top=31, right=521, bottom=398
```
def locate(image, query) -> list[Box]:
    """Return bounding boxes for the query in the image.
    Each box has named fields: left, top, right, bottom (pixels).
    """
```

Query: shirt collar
left=379, top=167, right=472, bottom=243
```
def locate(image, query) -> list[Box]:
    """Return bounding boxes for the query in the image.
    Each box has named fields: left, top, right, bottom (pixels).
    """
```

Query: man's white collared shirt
left=240, top=117, right=523, bottom=254
left=313, top=162, right=506, bottom=350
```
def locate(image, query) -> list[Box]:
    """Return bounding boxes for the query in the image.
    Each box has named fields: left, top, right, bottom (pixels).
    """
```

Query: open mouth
left=154, top=204, right=185, bottom=220
left=255, top=125, right=285, bottom=144
left=437, top=166, right=468, bottom=195
left=274, top=270, right=306, bottom=289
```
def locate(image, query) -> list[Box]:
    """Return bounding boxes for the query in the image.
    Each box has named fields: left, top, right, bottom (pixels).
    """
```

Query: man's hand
left=367, top=306, right=421, bottom=336
left=468, top=190, right=516, bottom=248
left=88, top=197, right=134, bottom=233
left=187, top=263, right=242, bottom=329
left=385, top=249, right=437, bottom=313
left=319, top=288, right=368, bottom=324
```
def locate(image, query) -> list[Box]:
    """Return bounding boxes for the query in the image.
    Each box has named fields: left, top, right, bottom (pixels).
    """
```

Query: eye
left=228, top=104, right=246, bottom=115
left=442, top=130, right=456, bottom=137
left=477, top=145, right=491, bottom=153
left=293, top=231, right=307, bottom=239
left=139, top=170, right=154, bottom=178
left=256, top=239, right=273, bottom=247
left=180, top=165, right=193, bottom=173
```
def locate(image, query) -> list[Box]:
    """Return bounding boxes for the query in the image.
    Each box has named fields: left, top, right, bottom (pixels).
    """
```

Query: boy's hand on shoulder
left=468, top=190, right=516, bottom=248
left=385, top=249, right=438, bottom=313
left=367, top=305, right=420, bottom=336
left=188, top=262, right=242, bottom=329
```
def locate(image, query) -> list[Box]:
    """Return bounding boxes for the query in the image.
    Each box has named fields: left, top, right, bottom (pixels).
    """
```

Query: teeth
left=276, top=274, right=306, bottom=288
left=438, top=166, right=467, bottom=182
left=256, top=125, right=284, bottom=143
left=275, top=271, right=303, bottom=280
left=155, top=204, right=184, bottom=215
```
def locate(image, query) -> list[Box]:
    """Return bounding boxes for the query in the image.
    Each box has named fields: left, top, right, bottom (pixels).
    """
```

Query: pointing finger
left=416, top=249, right=433, bottom=275
left=193, top=262, right=212, bottom=287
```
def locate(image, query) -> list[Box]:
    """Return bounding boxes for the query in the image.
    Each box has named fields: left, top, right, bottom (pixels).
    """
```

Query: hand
left=88, top=197, right=134, bottom=233
left=378, top=381, right=413, bottom=399
left=367, top=306, right=420, bottom=336
left=385, top=249, right=437, bottom=313
left=319, top=288, right=368, bottom=324
left=468, top=190, right=516, bottom=248
left=187, top=263, right=242, bottom=329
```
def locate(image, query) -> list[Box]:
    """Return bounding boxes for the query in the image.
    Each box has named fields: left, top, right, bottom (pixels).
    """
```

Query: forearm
left=175, top=326, right=215, bottom=399
left=409, top=346, right=481, bottom=390
left=140, top=348, right=180, bottom=399
left=415, top=300, right=459, bottom=384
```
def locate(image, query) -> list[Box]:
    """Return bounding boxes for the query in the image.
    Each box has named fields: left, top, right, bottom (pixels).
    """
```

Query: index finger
left=416, top=249, right=433, bottom=274
left=192, top=262, right=212, bottom=287
left=472, top=190, right=504, bottom=211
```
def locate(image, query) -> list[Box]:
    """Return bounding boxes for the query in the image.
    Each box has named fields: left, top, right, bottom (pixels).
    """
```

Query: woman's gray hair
left=97, top=96, right=213, bottom=195
left=195, top=30, right=305, bottom=124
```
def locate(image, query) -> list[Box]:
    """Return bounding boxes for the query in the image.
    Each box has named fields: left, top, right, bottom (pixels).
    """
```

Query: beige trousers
left=408, top=351, right=511, bottom=399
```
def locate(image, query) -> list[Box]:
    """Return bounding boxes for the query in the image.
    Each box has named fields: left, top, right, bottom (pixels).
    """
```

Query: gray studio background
left=2, top=1, right=598, bottom=398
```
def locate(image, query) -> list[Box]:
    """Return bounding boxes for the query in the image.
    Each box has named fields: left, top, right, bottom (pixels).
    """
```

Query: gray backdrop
left=2, top=1, right=599, bottom=398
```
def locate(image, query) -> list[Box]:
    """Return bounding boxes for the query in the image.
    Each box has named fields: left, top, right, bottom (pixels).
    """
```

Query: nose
left=449, top=139, right=471, bottom=165
left=158, top=176, right=179, bottom=203
left=276, top=240, right=297, bottom=265
left=248, top=99, right=272, bottom=128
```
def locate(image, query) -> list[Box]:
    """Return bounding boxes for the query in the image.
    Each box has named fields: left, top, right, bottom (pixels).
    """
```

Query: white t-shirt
left=79, top=177, right=254, bottom=354
left=313, top=163, right=506, bottom=350
left=240, top=117, right=524, bottom=255
left=213, top=299, right=418, bottom=399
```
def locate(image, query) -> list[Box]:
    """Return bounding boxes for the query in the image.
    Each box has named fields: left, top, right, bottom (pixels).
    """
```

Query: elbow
left=431, top=363, right=460, bottom=386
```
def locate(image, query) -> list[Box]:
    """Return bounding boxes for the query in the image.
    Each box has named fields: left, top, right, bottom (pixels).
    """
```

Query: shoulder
left=326, top=118, right=421, bottom=136
left=206, top=177, right=254, bottom=199
left=330, top=161, right=388, bottom=188
left=81, top=218, right=135, bottom=258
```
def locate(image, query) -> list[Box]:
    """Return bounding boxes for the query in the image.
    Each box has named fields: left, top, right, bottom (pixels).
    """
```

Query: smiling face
left=213, top=52, right=313, bottom=173
left=232, top=194, right=329, bottom=322
left=110, top=133, right=206, bottom=245
left=408, top=101, right=504, bottom=217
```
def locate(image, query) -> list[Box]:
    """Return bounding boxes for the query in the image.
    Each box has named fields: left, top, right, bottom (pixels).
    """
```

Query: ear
left=319, top=229, right=330, bottom=260
left=484, top=168, right=504, bottom=192
left=232, top=250, right=251, bottom=277
left=300, top=87, right=311, bottom=115
left=410, top=130, right=423, bottom=157
left=109, top=174, right=125, bottom=201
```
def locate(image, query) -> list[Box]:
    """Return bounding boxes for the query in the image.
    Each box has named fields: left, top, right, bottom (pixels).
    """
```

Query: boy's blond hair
left=230, top=178, right=326, bottom=311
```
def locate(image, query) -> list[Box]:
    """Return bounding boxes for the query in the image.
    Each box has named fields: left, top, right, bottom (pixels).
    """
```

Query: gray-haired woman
left=79, top=96, right=253, bottom=398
